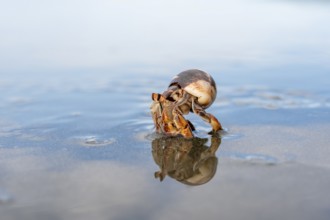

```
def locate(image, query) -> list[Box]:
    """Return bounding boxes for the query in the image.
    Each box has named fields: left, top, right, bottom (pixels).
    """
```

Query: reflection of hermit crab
left=150, top=69, right=222, bottom=137
left=152, top=135, right=221, bottom=185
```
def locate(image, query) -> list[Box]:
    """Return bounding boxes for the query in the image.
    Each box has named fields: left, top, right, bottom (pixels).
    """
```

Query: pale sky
left=0, top=0, right=329, bottom=72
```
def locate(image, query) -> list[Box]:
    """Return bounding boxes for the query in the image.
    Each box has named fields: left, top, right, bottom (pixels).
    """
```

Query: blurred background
left=0, top=1, right=330, bottom=220
left=1, top=0, right=329, bottom=86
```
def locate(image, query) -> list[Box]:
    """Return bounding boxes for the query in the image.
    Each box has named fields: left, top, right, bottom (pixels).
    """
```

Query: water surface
left=1, top=0, right=330, bottom=220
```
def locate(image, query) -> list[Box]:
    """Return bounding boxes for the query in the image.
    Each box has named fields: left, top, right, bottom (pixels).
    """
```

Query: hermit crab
left=150, top=69, right=222, bottom=138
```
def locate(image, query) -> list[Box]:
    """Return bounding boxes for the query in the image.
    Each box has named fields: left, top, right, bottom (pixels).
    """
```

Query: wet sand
left=1, top=0, right=330, bottom=219
left=0, top=71, right=330, bottom=220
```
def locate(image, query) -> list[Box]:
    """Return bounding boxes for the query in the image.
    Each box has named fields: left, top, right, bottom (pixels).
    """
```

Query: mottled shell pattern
left=169, top=69, right=217, bottom=109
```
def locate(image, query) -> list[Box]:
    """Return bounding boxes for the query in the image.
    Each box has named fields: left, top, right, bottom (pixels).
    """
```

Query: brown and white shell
left=169, top=69, right=217, bottom=109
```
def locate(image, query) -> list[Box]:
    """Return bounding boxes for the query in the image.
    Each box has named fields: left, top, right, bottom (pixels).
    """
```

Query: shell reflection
left=152, top=135, right=221, bottom=186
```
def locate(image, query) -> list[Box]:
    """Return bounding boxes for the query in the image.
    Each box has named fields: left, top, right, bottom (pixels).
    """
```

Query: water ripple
left=216, top=86, right=328, bottom=109
left=221, top=152, right=278, bottom=165
left=75, top=136, right=117, bottom=147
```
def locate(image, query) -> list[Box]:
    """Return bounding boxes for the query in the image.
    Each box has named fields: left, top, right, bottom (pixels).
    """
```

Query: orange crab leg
left=192, top=99, right=223, bottom=132
left=173, top=113, right=194, bottom=138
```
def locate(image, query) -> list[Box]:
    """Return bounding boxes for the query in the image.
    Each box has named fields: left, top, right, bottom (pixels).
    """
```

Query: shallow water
left=1, top=0, right=330, bottom=220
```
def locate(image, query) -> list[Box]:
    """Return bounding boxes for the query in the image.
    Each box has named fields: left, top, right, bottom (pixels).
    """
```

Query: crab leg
left=173, top=113, right=194, bottom=138
left=173, top=90, right=190, bottom=109
left=150, top=93, right=163, bottom=132
left=151, top=92, right=195, bottom=138
left=209, top=135, right=221, bottom=154
left=150, top=104, right=160, bottom=131
left=192, top=99, right=223, bottom=132
left=161, top=109, right=177, bottom=134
